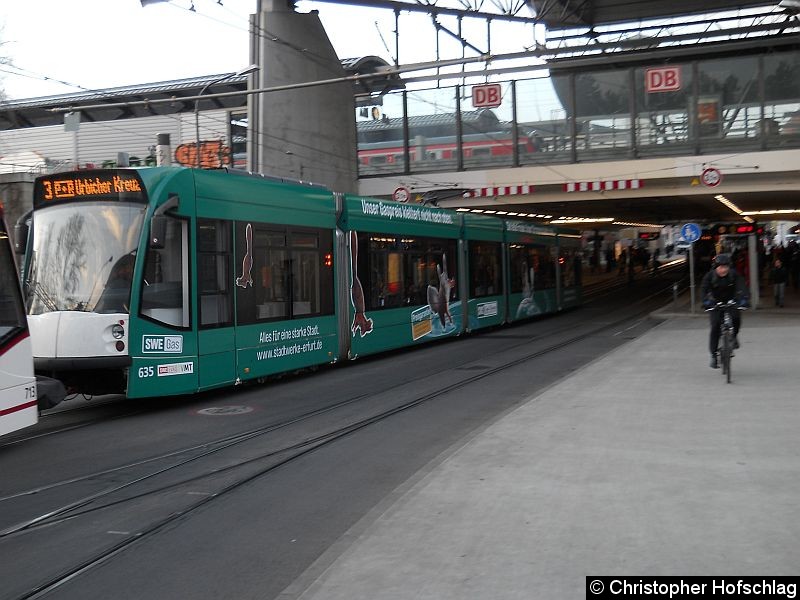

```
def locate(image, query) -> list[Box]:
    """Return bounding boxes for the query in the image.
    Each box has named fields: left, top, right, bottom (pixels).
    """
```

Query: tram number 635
left=138, top=366, right=155, bottom=379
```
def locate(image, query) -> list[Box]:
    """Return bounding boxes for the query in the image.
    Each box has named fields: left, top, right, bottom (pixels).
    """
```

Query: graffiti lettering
left=174, top=141, right=232, bottom=168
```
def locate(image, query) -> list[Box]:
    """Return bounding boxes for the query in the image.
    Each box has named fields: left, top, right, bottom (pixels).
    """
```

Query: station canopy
left=530, top=0, right=778, bottom=29
left=0, top=56, right=402, bottom=131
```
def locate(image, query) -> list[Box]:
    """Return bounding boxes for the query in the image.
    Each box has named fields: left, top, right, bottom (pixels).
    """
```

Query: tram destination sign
left=35, top=170, right=145, bottom=207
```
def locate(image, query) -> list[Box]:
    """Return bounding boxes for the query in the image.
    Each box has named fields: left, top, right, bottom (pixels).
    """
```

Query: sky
left=0, top=0, right=539, bottom=101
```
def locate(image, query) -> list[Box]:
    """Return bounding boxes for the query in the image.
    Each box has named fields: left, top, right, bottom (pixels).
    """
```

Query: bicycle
left=705, top=300, right=746, bottom=383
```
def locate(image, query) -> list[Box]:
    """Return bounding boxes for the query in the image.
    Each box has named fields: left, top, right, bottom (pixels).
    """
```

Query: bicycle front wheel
left=721, top=331, right=732, bottom=383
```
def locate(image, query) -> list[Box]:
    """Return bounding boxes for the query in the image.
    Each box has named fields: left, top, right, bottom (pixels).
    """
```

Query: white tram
left=0, top=205, right=37, bottom=436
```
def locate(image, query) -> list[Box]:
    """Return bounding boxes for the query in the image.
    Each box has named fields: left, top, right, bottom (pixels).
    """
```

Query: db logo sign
left=472, top=84, right=502, bottom=108
left=645, top=67, right=682, bottom=93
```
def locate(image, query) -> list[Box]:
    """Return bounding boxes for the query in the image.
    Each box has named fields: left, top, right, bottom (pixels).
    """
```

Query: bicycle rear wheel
left=721, top=331, right=732, bottom=383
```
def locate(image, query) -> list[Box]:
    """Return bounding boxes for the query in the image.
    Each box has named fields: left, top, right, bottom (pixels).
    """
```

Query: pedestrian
left=651, top=248, right=660, bottom=276
left=771, top=258, right=788, bottom=307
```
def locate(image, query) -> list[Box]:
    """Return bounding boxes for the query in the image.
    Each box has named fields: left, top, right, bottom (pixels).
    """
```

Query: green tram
left=18, top=167, right=582, bottom=404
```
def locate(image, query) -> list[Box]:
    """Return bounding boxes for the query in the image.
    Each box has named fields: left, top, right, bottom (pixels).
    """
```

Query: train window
left=509, top=244, right=556, bottom=294
left=140, top=216, right=190, bottom=328
left=197, top=219, right=233, bottom=328
left=236, top=223, right=334, bottom=325
left=468, top=241, right=502, bottom=298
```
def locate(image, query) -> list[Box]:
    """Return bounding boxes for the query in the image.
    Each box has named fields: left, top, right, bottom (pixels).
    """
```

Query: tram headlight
left=112, top=324, right=125, bottom=339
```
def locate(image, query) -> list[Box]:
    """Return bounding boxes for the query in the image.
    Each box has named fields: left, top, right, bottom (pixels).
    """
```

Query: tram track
left=0, top=408, right=147, bottom=449
left=4, top=283, right=678, bottom=600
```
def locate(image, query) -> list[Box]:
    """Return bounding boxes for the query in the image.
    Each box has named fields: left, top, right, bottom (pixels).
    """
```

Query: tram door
left=130, top=213, right=199, bottom=398
left=195, top=219, right=237, bottom=390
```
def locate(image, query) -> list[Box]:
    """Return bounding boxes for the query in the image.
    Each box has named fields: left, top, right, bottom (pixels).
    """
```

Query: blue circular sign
left=681, top=222, right=701, bottom=243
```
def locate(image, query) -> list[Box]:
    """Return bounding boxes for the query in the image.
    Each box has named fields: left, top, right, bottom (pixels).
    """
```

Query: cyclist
left=701, top=253, right=749, bottom=369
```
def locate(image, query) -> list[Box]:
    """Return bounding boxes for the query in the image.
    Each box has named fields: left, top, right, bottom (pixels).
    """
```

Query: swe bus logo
left=142, top=335, right=184, bottom=353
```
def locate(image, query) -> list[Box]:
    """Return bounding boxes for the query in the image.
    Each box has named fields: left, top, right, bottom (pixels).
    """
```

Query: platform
left=284, top=283, right=800, bottom=599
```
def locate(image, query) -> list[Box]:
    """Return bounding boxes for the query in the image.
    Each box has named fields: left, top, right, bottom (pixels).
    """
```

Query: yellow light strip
left=715, top=194, right=744, bottom=215
left=741, top=209, right=800, bottom=215
left=549, top=217, right=615, bottom=224
left=612, top=221, right=666, bottom=228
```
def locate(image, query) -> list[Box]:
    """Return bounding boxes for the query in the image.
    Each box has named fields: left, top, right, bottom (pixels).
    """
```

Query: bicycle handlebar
left=704, top=300, right=748, bottom=312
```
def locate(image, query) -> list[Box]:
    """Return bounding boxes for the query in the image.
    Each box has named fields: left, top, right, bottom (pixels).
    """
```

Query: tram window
left=403, top=249, right=427, bottom=306
left=0, top=229, right=26, bottom=346
left=425, top=241, right=458, bottom=302
left=141, top=216, right=190, bottom=328
left=236, top=224, right=286, bottom=324
left=292, top=233, right=318, bottom=248
left=290, top=229, right=333, bottom=317
left=358, top=233, right=458, bottom=310
left=509, top=244, right=556, bottom=293
left=469, top=241, right=502, bottom=298
left=236, top=223, right=334, bottom=325
left=560, top=246, right=582, bottom=288
left=197, top=219, right=232, bottom=328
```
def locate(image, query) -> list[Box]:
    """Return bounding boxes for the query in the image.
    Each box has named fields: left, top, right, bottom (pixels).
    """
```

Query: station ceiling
left=434, top=173, right=800, bottom=228
left=472, top=191, right=800, bottom=226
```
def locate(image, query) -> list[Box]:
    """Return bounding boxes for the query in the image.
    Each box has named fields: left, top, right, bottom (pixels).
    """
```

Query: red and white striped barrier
left=563, top=179, right=643, bottom=192
left=462, top=184, right=534, bottom=198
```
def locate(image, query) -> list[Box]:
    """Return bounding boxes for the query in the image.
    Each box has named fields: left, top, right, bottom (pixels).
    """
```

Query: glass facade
left=763, top=51, right=800, bottom=148
left=517, top=75, right=572, bottom=164
left=574, top=69, right=632, bottom=161
left=635, top=63, right=693, bottom=155
left=354, top=49, right=800, bottom=177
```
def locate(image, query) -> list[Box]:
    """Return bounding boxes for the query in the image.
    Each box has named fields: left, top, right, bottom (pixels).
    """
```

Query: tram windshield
left=0, top=220, right=26, bottom=343
left=25, top=201, right=146, bottom=315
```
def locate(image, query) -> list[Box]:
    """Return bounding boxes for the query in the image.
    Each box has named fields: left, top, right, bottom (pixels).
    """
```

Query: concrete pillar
left=748, top=233, right=759, bottom=309
left=156, top=133, right=172, bottom=166
left=248, top=3, right=357, bottom=193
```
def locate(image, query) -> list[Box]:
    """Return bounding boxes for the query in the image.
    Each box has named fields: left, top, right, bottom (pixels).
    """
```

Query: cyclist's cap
left=714, top=253, right=732, bottom=266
